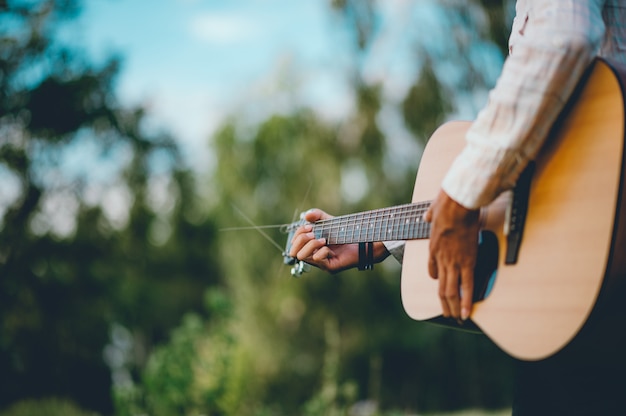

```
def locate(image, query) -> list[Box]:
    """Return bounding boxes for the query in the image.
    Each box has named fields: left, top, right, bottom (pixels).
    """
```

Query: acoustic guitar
left=283, top=58, right=626, bottom=361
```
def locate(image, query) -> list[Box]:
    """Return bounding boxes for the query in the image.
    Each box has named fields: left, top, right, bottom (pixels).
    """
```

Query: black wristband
left=358, top=242, right=374, bottom=271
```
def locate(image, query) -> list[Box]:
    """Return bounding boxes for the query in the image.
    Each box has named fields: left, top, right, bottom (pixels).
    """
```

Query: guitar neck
left=311, top=202, right=431, bottom=244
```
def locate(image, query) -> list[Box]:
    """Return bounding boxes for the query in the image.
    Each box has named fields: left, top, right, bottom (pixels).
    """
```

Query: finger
left=444, top=263, right=461, bottom=319
left=293, top=224, right=312, bottom=238
left=303, top=208, right=327, bottom=222
left=289, top=229, right=314, bottom=257
left=424, top=190, right=443, bottom=223
left=290, top=225, right=312, bottom=252
left=428, top=254, right=438, bottom=279
left=437, top=261, right=451, bottom=318
left=296, top=236, right=327, bottom=261
left=311, top=245, right=333, bottom=262
left=424, top=205, right=433, bottom=223
left=459, top=266, right=474, bottom=321
left=428, top=229, right=439, bottom=279
left=302, top=223, right=314, bottom=231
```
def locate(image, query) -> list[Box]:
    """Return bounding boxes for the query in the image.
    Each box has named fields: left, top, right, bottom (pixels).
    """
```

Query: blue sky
left=14, top=0, right=506, bottom=235
left=69, top=0, right=358, bottom=171
left=67, top=0, right=504, bottom=173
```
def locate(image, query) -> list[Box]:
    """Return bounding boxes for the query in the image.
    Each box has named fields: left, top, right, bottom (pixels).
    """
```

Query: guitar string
left=220, top=224, right=289, bottom=231
left=222, top=181, right=313, bottom=253
left=315, top=212, right=429, bottom=240
left=312, top=202, right=432, bottom=244
left=223, top=200, right=433, bottom=253
left=227, top=204, right=286, bottom=253
left=314, top=204, right=430, bottom=226
left=312, top=202, right=430, bottom=228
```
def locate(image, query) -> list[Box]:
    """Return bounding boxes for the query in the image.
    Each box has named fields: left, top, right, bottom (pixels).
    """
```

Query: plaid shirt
left=384, top=0, right=626, bottom=261
left=442, top=0, right=626, bottom=209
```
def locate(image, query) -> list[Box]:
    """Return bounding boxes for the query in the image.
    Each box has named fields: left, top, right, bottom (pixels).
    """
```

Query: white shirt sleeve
left=383, top=240, right=404, bottom=264
left=441, top=0, right=607, bottom=209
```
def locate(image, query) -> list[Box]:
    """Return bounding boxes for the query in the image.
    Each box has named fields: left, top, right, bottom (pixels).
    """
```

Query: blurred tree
left=105, top=1, right=517, bottom=415
left=204, top=99, right=513, bottom=415
left=478, top=0, right=514, bottom=54
left=331, top=0, right=512, bottom=143
left=0, top=1, right=221, bottom=414
left=202, top=1, right=515, bottom=413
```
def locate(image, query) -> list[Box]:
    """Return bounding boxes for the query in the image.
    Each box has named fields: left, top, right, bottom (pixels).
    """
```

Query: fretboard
left=309, top=202, right=431, bottom=244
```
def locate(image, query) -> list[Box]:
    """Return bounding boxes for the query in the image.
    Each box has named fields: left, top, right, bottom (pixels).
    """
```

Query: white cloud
left=189, top=13, right=260, bottom=45
left=150, top=88, right=221, bottom=173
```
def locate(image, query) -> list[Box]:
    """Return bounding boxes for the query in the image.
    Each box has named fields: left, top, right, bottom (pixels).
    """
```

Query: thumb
left=423, top=205, right=433, bottom=223
left=304, top=208, right=331, bottom=222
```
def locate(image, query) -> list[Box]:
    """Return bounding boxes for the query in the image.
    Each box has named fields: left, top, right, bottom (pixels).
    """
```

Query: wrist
left=374, top=241, right=391, bottom=263
left=356, top=241, right=390, bottom=271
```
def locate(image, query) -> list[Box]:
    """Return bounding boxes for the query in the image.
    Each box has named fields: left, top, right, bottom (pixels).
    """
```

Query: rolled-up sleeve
left=442, top=0, right=606, bottom=209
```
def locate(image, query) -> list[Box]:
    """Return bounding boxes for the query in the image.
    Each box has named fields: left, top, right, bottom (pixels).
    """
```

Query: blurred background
left=0, top=0, right=516, bottom=415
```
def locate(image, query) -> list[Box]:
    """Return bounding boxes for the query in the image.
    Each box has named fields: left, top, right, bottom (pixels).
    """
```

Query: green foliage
left=403, top=62, right=454, bottom=142
left=115, top=290, right=254, bottom=416
left=300, top=318, right=359, bottom=416
left=0, top=398, right=99, bottom=416
left=477, top=0, right=514, bottom=55
left=0, top=1, right=221, bottom=414
left=129, top=2, right=515, bottom=412
left=1, top=1, right=515, bottom=415
left=204, top=91, right=514, bottom=414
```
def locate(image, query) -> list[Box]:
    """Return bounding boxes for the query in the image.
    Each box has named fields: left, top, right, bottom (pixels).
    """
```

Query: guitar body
left=401, top=59, right=626, bottom=361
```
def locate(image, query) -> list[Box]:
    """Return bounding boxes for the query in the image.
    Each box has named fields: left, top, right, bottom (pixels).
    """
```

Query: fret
left=350, top=214, right=357, bottom=241
left=309, top=202, right=431, bottom=244
left=338, top=217, right=346, bottom=243
left=406, top=204, right=415, bottom=238
left=363, top=210, right=369, bottom=242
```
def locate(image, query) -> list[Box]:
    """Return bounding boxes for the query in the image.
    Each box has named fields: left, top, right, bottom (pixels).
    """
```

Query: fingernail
left=461, top=308, right=469, bottom=321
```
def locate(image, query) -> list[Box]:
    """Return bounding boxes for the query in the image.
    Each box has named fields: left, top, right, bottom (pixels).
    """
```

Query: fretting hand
left=289, top=209, right=389, bottom=273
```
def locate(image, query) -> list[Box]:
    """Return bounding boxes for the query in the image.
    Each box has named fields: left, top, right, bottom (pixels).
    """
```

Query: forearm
left=443, top=1, right=605, bottom=209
